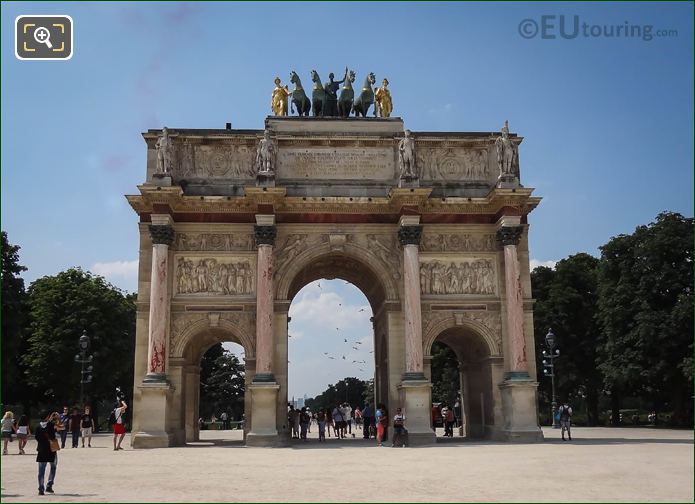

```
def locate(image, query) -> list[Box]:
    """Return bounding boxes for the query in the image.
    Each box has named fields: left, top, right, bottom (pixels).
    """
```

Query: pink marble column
left=253, top=224, right=276, bottom=382
left=144, top=224, right=174, bottom=382
left=398, top=224, right=425, bottom=380
left=497, top=225, right=529, bottom=379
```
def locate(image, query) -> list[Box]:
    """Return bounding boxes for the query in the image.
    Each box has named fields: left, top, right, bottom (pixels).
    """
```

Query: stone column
left=396, top=216, right=434, bottom=445
left=133, top=215, right=174, bottom=448
left=253, top=217, right=277, bottom=382
left=496, top=225, right=528, bottom=379
left=398, top=216, right=425, bottom=380
left=246, top=215, right=280, bottom=446
left=144, top=215, right=174, bottom=383
left=495, top=221, right=543, bottom=442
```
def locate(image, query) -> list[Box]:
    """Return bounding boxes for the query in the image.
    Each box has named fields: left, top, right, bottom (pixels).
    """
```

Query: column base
left=142, top=372, right=167, bottom=384
left=132, top=381, right=173, bottom=449
left=252, top=372, right=276, bottom=383
left=499, top=378, right=544, bottom=443
left=397, top=379, right=436, bottom=446
left=247, top=381, right=280, bottom=446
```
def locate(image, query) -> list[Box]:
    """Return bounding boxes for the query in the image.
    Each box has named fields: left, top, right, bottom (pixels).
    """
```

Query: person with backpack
left=111, top=399, right=127, bottom=451
left=558, top=401, right=573, bottom=441
left=35, top=411, right=59, bottom=495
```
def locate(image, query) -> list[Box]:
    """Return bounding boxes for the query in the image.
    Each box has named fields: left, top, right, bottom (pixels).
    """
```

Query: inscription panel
left=277, top=147, right=396, bottom=180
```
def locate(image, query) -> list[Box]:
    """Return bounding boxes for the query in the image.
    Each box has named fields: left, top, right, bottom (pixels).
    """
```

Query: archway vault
left=423, top=311, right=502, bottom=359
left=172, top=311, right=256, bottom=361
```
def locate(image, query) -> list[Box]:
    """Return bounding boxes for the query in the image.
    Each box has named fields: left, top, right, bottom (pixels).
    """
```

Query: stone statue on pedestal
left=271, top=77, right=291, bottom=116
left=398, top=129, right=418, bottom=180
left=495, top=120, right=520, bottom=183
left=375, top=78, right=393, bottom=118
left=255, top=130, right=276, bottom=177
left=155, top=127, right=173, bottom=174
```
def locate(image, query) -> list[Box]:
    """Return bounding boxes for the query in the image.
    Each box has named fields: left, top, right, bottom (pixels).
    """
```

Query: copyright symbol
left=518, top=18, right=538, bottom=39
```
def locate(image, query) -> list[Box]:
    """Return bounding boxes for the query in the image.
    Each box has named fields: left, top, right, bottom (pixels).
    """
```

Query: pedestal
left=246, top=382, right=280, bottom=447
left=498, top=379, right=544, bottom=442
left=132, top=382, right=173, bottom=448
left=397, top=380, right=436, bottom=446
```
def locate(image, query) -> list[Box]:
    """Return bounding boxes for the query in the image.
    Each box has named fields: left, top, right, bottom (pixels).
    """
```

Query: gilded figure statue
left=375, top=78, right=393, bottom=117
left=271, top=77, right=291, bottom=116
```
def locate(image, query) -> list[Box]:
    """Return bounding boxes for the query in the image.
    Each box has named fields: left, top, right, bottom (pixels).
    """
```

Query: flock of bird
left=287, top=280, right=373, bottom=372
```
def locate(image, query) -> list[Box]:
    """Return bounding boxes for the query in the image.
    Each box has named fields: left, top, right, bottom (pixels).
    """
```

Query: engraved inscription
left=277, top=148, right=395, bottom=180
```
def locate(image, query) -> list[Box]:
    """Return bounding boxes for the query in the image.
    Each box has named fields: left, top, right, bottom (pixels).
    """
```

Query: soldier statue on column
left=495, top=120, right=520, bottom=184
left=255, top=130, right=276, bottom=180
left=155, top=127, right=173, bottom=174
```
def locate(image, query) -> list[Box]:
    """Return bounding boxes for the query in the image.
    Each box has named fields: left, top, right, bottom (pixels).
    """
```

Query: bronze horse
left=338, top=69, right=356, bottom=118
left=352, top=72, right=376, bottom=117
left=310, top=70, right=325, bottom=117
left=289, top=71, right=311, bottom=116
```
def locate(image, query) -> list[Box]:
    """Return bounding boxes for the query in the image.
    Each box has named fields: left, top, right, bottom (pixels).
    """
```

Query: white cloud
left=91, top=260, right=138, bottom=292
left=530, top=259, right=557, bottom=271
left=427, top=103, right=453, bottom=115
left=289, top=283, right=371, bottom=330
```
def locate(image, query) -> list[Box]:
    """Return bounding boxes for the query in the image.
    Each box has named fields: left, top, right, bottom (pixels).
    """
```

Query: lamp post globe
left=79, top=330, right=90, bottom=351
left=545, top=328, right=556, bottom=350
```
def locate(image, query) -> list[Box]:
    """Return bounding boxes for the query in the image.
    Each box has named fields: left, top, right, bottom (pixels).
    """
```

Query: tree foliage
left=431, top=342, right=459, bottom=406
left=596, top=212, right=693, bottom=422
left=306, top=377, right=369, bottom=411
left=21, top=268, right=136, bottom=407
left=1, top=231, right=28, bottom=404
left=532, top=254, right=602, bottom=425
left=199, top=344, right=245, bottom=420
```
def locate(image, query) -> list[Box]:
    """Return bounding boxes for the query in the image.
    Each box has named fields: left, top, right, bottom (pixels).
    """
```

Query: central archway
left=273, top=244, right=400, bottom=440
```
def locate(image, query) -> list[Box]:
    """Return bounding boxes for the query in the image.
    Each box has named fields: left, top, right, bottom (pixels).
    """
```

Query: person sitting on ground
left=392, top=407, right=407, bottom=447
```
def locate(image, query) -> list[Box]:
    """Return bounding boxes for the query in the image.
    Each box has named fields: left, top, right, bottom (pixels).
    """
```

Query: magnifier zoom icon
left=34, top=27, right=53, bottom=49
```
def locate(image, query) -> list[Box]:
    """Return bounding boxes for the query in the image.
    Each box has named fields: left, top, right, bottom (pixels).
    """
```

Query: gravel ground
left=1, top=426, right=692, bottom=502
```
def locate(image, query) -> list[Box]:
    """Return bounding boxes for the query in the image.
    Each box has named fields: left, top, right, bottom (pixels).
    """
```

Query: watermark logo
left=16, top=15, right=73, bottom=60
left=518, top=15, right=678, bottom=41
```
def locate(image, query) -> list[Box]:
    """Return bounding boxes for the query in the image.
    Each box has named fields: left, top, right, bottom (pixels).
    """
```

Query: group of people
left=287, top=402, right=408, bottom=447
left=1, top=399, right=129, bottom=495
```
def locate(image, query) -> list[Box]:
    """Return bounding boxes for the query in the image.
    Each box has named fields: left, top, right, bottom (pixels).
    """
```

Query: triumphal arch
left=127, top=83, right=543, bottom=447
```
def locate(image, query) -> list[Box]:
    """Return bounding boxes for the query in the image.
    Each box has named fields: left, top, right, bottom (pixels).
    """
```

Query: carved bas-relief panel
left=276, top=147, right=396, bottom=181
left=169, top=141, right=257, bottom=180
left=421, top=233, right=496, bottom=252
left=417, top=146, right=493, bottom=183
left=175, top=233, right=254, bottom=251
left=175, top=256, right=256, bottom=296
left=420, top=258, right=496, bottom=295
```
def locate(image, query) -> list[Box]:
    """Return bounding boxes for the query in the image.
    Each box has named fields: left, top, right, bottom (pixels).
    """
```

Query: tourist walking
left=558, top=401, right=573, bottom=441
left=81, top=406, right=95, bottom=447
left=16, top=414, right=31, bottom=454
left=375, top=404, right=386, bottom=446
left=325, top=408, right=333, bottom=438
left=2, top=411, right=16, bottom=455
left=354, top=406, right=363, bottom=430
left=58, top=406, right=69, bottom=448
left=392, top=408, right=407, bottom=447
left=342, top=403, right=353, bottom=436
left=317, top=409, right=326, bottom=442
left=293, top=407, right=301, bottom=439
left=35, top=411, right=59, bottom=495
left=445, top=407, right=455, bottom=437
left=112, top=399, right=127, bottom=451
left=69, top=408, right=81, bottom=448
left=362, top=402, right=374, bottom=439
left=332, top=404, right=345, bottom=438
left=299, top=407, right=309, bottom=440
left=220, top=411, right=229, bottom=430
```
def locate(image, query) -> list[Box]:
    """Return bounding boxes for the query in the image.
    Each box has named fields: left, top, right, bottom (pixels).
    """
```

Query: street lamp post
left=542, top=328, right=560, bottom=429
left=74, top=330, right=93, bottom=407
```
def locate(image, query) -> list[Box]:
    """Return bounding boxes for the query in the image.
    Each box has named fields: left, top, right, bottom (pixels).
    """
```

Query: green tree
left=199, top=344, right=245, bottom=420
left=22, top=268, right=136, bottom=408
left=431, top=341, right=459, bottom=406
left=597, top=212, right=694, bottom=425
left=531, top=254, right=603, bottom=425
left=1, top=231, right=28, bottom=405
left=306, top=377, right=368, bottom=411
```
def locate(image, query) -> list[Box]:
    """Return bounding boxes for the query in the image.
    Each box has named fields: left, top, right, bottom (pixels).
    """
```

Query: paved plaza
left=0, top=427, right=692, bottom=502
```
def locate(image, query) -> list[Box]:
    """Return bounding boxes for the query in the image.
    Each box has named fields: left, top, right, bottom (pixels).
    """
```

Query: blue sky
left=2, top=2, right=693, bottom=397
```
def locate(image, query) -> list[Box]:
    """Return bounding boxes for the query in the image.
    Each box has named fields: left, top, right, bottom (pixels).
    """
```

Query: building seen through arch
left=127, top=115, right=543, bottom=447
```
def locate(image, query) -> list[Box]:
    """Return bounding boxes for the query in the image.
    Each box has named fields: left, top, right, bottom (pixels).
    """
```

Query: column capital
left=149, top=224, right=175, bottom=246
left=254, top=225, right=277, bottom=247
left=496, top=225, right=523, bottom=247
left=398, top=225, right=423, bottom=246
